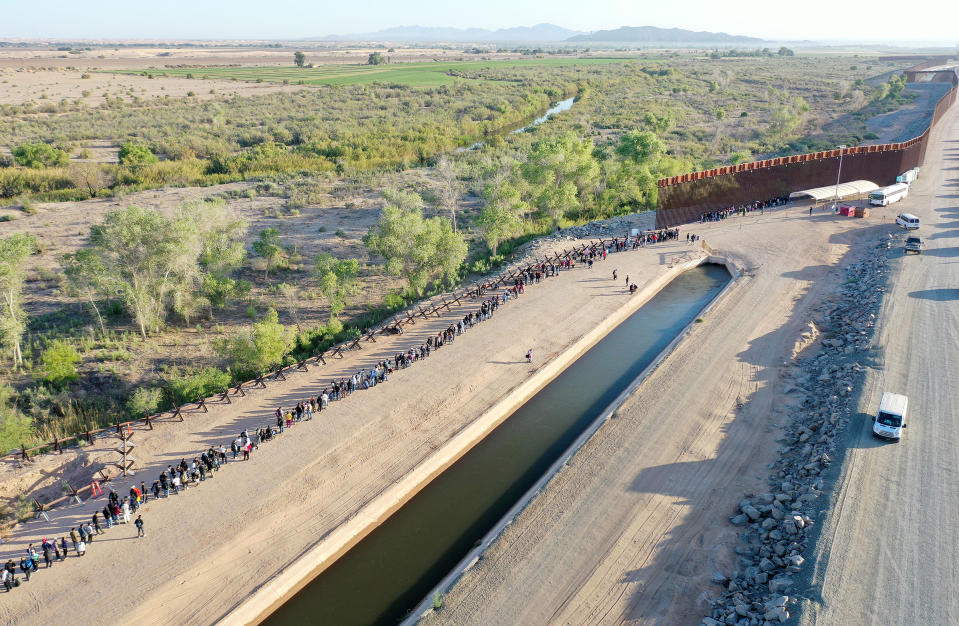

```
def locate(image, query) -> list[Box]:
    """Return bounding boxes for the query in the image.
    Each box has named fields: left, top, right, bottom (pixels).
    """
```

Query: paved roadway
left=801, top=97, right=959, bottom=624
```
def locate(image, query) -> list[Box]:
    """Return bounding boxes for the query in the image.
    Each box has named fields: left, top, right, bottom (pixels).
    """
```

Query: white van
left=896, top=213, right=920, bottom=229
left=873, top=392, right=908, bottom=441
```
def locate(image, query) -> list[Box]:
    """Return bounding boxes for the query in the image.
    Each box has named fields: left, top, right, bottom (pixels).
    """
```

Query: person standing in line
left=76, top=540, right=86, bottom=556
left=134, top=515, right=144, bottom=538
left=77, top=525, right=87, bottom=548
left=70, top=527, right=79, bottom=552
left=19, top=558, right=31, bottom=582
left=59, top=537, right=69, bottom=561
left=122, top=498, right=131, bottom=524
left=93, top=511, right=102, bottom=534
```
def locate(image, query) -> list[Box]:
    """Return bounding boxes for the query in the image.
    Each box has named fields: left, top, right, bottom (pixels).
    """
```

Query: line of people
left=700, top=196, right=790, bottom=222
left=3, top=489, right=144, bottom=593
left=4, top=230, right=656, bottom=594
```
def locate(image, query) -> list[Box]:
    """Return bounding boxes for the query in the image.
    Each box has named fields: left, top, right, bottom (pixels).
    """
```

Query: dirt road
left=799, top=94, right=959, bottom=624
left=422, top=208, right=889, bottom=624
left=0, top=225, right=693, bottom=625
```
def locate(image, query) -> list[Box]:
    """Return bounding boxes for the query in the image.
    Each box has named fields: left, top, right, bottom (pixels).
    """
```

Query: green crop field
left=109, top=57, right=638, bottom=87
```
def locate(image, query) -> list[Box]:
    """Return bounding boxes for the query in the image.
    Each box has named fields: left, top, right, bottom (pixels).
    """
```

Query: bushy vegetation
left=0, top=52, right=917, bottom=451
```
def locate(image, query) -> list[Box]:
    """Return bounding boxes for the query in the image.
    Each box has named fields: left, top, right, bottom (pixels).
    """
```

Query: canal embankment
left=222, top=252, right=731, bottom=625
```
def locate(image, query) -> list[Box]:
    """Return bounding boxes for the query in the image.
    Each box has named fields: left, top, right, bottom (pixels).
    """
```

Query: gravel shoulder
left=800, top=94, right=959, bottom=625
left=422, top=205, right=888, bottom=625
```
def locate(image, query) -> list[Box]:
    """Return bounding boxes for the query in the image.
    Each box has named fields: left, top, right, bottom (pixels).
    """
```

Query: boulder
left=741, top=504, right=762, bottom=521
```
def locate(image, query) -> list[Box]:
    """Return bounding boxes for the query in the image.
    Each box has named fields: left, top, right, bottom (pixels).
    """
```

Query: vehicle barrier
left=655, top=62, right=959, bottom=227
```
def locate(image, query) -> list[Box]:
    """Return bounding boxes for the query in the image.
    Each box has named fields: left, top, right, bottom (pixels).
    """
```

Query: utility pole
left=833, top=144, right=846, bottom=210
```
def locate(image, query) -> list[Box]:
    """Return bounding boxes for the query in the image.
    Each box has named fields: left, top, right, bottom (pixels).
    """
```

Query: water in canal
left=265, top=263, right=730, bottom=625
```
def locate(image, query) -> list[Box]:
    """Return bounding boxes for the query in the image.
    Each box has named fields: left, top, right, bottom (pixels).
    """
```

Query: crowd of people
left=4, top=228, right=694, bottom=594
left=699, top=196, right=790, bottom=222
left=1, top=490, right=144, bottom=592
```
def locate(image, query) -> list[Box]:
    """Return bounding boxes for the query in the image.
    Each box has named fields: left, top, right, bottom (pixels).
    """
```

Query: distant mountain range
left=314, top=23, right=764, bottom=44
left=567, top=26, right=763, bottom=44
left=315, top=23, right=585, bottom=42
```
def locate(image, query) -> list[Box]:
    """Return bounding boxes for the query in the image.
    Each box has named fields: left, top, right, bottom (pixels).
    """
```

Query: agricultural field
left=0, top=46, right=928, bottom=503
left=109, top=57, right=636, bottom=87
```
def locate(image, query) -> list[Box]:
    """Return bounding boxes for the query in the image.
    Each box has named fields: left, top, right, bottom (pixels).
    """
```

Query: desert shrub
left=165, top=367, right=231, bottom=405
left=0, top=167, right=78, bottom=198
left=118, top=142, right=159, bottom=165
left=40, top=340, right=81, bottom=388
left=126, top=386, right=163, bottom=418
left=13, top=143, right=69, bottom=169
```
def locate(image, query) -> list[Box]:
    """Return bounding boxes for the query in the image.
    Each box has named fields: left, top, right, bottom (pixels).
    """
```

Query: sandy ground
left=866, top=82, right=953, bottom=143
left=0, top=46, right=532, bottom=106
left=0, top=193, right=895, bottom=625
left=0, top=67, right=316, bottom=106
left=0, top=217, right=683, bottom=624
left=800, top=88, right=959, bottom=625
left=420, top=206, right=892, bottom=623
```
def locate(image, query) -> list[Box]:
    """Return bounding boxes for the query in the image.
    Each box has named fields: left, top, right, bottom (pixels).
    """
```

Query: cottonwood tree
left=62, top=248, right=110, bottom=336
left=478, top=181, right=525, bottom=255
left=252, top=228, right=285, bottom=279
left=185, top=199, right=249, bottom=308
left=521, top=133, right=600, bottom=229
left=69, top=202, right=247, bottom=339
left=277, top=283, right=302, bottom=332
left=294, top=51, right=307, bottom=67
left=435, top=155, right=464, bottom=231
left=363, top=190, right=467, bottom=296
left=85, top=206, right=196, bottom=338
left=313, top=253, right=359, bottom=325
left=0, top=233, right=37, bottom=367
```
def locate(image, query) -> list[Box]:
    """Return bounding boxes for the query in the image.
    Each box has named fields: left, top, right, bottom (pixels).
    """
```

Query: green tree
left=0, top=384, right=33, bottom=454
left=521, top=133, right=600, bottom=228
left=478, top=181, right=525, bottom=255
left=313, top=254, right=360, bottom=323
left=184, top=199, right=249, bottom=307
left=85, top=206, right=199, bottom=338
left=294, top=51, right=307, bottom=67
left=368, top=52, right=386, bottom=65
left=0, top=232, right=37, bottom=367
left=435, top=155, right=464, bottom=231
left=12, top=143, right=69, bottom=169
left=363, top=190, right=468, bottom=296
left=219, top=308, right=293, bottom=378
left=252, top=228, right=285, bottom=279
left=62, top=248, right=110, bottom=336
left=118, top=142, right=158, bottom=165
left=40, top=340, right=81, bottom=388
left=616, top=130, right=666, bottom=164
left=778, top=47, right=795, bottom=56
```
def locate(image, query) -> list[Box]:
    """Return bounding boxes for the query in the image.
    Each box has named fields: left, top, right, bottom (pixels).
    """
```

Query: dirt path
left=799, top=92, right=959, bottom=625
left=0, top=222, right=688, bottom=625
left=422, top=208, right=887, bottom=624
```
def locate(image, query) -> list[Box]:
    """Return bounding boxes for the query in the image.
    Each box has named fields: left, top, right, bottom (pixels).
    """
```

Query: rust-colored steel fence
left=655, top=61, right=959, bottom=228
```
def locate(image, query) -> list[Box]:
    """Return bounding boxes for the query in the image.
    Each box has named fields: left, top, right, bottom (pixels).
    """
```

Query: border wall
left=655, top=62, right=959, bottom=228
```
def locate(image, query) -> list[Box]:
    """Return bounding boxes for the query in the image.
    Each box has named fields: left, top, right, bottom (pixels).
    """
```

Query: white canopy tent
left=789, top=180, right=879, bottom=202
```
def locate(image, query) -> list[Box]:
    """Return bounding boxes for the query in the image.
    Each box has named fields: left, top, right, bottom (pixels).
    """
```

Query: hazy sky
left=1, top=0, right=957, bottom=42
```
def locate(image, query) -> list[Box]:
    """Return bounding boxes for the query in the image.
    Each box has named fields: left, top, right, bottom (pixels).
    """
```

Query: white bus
left=869, top=183, right=909, bottom=206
